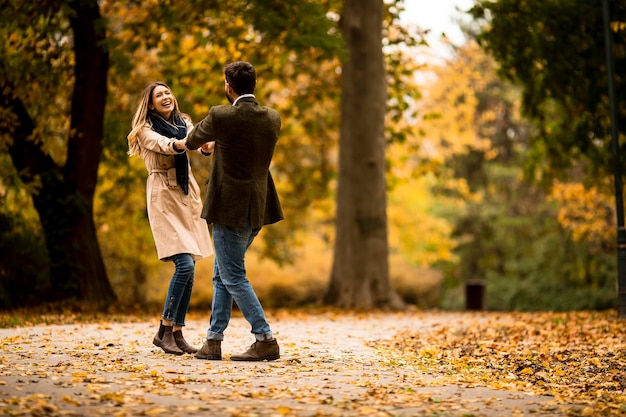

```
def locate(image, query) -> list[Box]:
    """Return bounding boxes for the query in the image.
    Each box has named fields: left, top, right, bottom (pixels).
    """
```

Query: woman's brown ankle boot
left=173, top=330, right=198, bottom=354
left=153, top=322, right=184, bottom=355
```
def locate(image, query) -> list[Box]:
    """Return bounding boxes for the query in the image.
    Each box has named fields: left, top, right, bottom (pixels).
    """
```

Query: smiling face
left=150, top=84, right=175, bottom=120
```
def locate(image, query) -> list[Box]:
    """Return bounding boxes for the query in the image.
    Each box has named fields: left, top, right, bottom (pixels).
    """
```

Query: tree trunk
left=324, top=0, right=404, bottom=309
left=64, top=0, right=116, bottom=306
left=4, top=0, right=116, bottom=308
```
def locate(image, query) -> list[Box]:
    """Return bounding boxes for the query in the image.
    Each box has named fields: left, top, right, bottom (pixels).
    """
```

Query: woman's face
left=150, top=85, right=175, bottom=119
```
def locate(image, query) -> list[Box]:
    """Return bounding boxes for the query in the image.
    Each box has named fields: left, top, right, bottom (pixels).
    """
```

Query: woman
left=128, top=82, right=214, bottom=355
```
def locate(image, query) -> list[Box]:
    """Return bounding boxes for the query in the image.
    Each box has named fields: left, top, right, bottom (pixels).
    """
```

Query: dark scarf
left=149, top=112, right=189, bottom=195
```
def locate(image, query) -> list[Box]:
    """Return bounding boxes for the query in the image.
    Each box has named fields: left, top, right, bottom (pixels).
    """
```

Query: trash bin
left=465, top=279, right=486, bottom=310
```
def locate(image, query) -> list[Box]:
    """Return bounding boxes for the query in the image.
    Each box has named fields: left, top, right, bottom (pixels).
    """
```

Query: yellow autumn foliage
left=415, top=41, right=495, bottom=159
left=549, top=181, right=615, bottom=244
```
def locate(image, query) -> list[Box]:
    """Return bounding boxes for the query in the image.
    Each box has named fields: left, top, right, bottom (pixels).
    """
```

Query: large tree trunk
left=4, top=0, right=116, bottom=308
left=324, top=0, right=404, bottom=309
left=63, top=0, right=116, bottom=306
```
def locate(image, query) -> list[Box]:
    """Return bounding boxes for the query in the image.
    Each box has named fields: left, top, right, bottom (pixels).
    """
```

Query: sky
left=400, top=0, right=474, bottom=58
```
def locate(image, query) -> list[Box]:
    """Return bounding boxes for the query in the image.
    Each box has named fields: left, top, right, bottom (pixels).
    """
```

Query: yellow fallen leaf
left=145, top=407, right=170, bottom=415
left=277, top=405, right=292, bottom=414
left=61, top=395, right=81, bottom=406
left=519, top=367, right=534, bottom=376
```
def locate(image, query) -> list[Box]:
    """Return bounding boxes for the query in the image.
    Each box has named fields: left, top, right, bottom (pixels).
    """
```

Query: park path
left=0, top=310, right=572, bottom=416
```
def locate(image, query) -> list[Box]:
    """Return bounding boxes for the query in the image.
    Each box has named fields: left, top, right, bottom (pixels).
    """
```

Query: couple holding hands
left=126, top=61, right=283, bottom=362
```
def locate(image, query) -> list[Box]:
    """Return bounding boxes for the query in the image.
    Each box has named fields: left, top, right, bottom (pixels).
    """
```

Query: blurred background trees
left=0, top=0, right=115, bottom=307
left=0, top=0, right=623, bottom=312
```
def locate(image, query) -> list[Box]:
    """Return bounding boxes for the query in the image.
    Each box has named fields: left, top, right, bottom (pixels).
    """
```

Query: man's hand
left=201, top=141, right=215, bottom=154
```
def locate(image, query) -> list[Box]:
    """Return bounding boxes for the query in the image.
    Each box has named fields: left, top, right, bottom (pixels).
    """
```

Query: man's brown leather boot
left=230, top=339, right=280, bottom=361
left=194, top=339, right=222, bottom=360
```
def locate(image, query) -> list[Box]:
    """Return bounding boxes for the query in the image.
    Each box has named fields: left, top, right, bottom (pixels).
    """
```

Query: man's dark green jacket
left=187, top=96, right=284, bottom=228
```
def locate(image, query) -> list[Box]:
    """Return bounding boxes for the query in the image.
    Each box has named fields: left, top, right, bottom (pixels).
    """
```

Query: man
left=186, top=61, right=283, bottom=361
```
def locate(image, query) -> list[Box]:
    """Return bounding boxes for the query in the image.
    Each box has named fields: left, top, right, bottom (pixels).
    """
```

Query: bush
left=0, top=210, right=50, bottom=308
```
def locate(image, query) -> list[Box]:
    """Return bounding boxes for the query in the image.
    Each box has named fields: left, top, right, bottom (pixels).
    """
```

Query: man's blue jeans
left=207, top=223, right=273, bottom=341
left=162, top=253, right=195, bottom=326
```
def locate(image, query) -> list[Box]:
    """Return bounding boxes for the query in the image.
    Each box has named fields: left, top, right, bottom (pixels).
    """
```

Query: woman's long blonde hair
left=127, top=81, right=183, bottom=157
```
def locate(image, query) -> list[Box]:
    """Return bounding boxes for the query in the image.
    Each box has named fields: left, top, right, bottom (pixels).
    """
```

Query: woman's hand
left=173, top=139, right=187, bottom=152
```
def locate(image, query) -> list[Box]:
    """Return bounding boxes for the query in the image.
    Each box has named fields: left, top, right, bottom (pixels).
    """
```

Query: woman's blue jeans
left=207, top=223, right=273, bottom=342
left=162, top=253, right=195, bottom=326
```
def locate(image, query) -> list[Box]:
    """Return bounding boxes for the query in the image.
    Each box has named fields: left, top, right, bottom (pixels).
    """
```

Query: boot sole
left=231, top=354, right=280, bottom=361
left=194, top=355, right=222, bottom=360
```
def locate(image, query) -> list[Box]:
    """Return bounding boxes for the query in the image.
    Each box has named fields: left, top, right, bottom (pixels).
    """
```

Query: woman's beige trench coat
left=137, top=119, right=214, bottom=261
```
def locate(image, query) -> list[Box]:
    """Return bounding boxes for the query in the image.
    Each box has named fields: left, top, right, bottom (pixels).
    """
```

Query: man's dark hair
left=224, top=61, right=256, bottom=95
